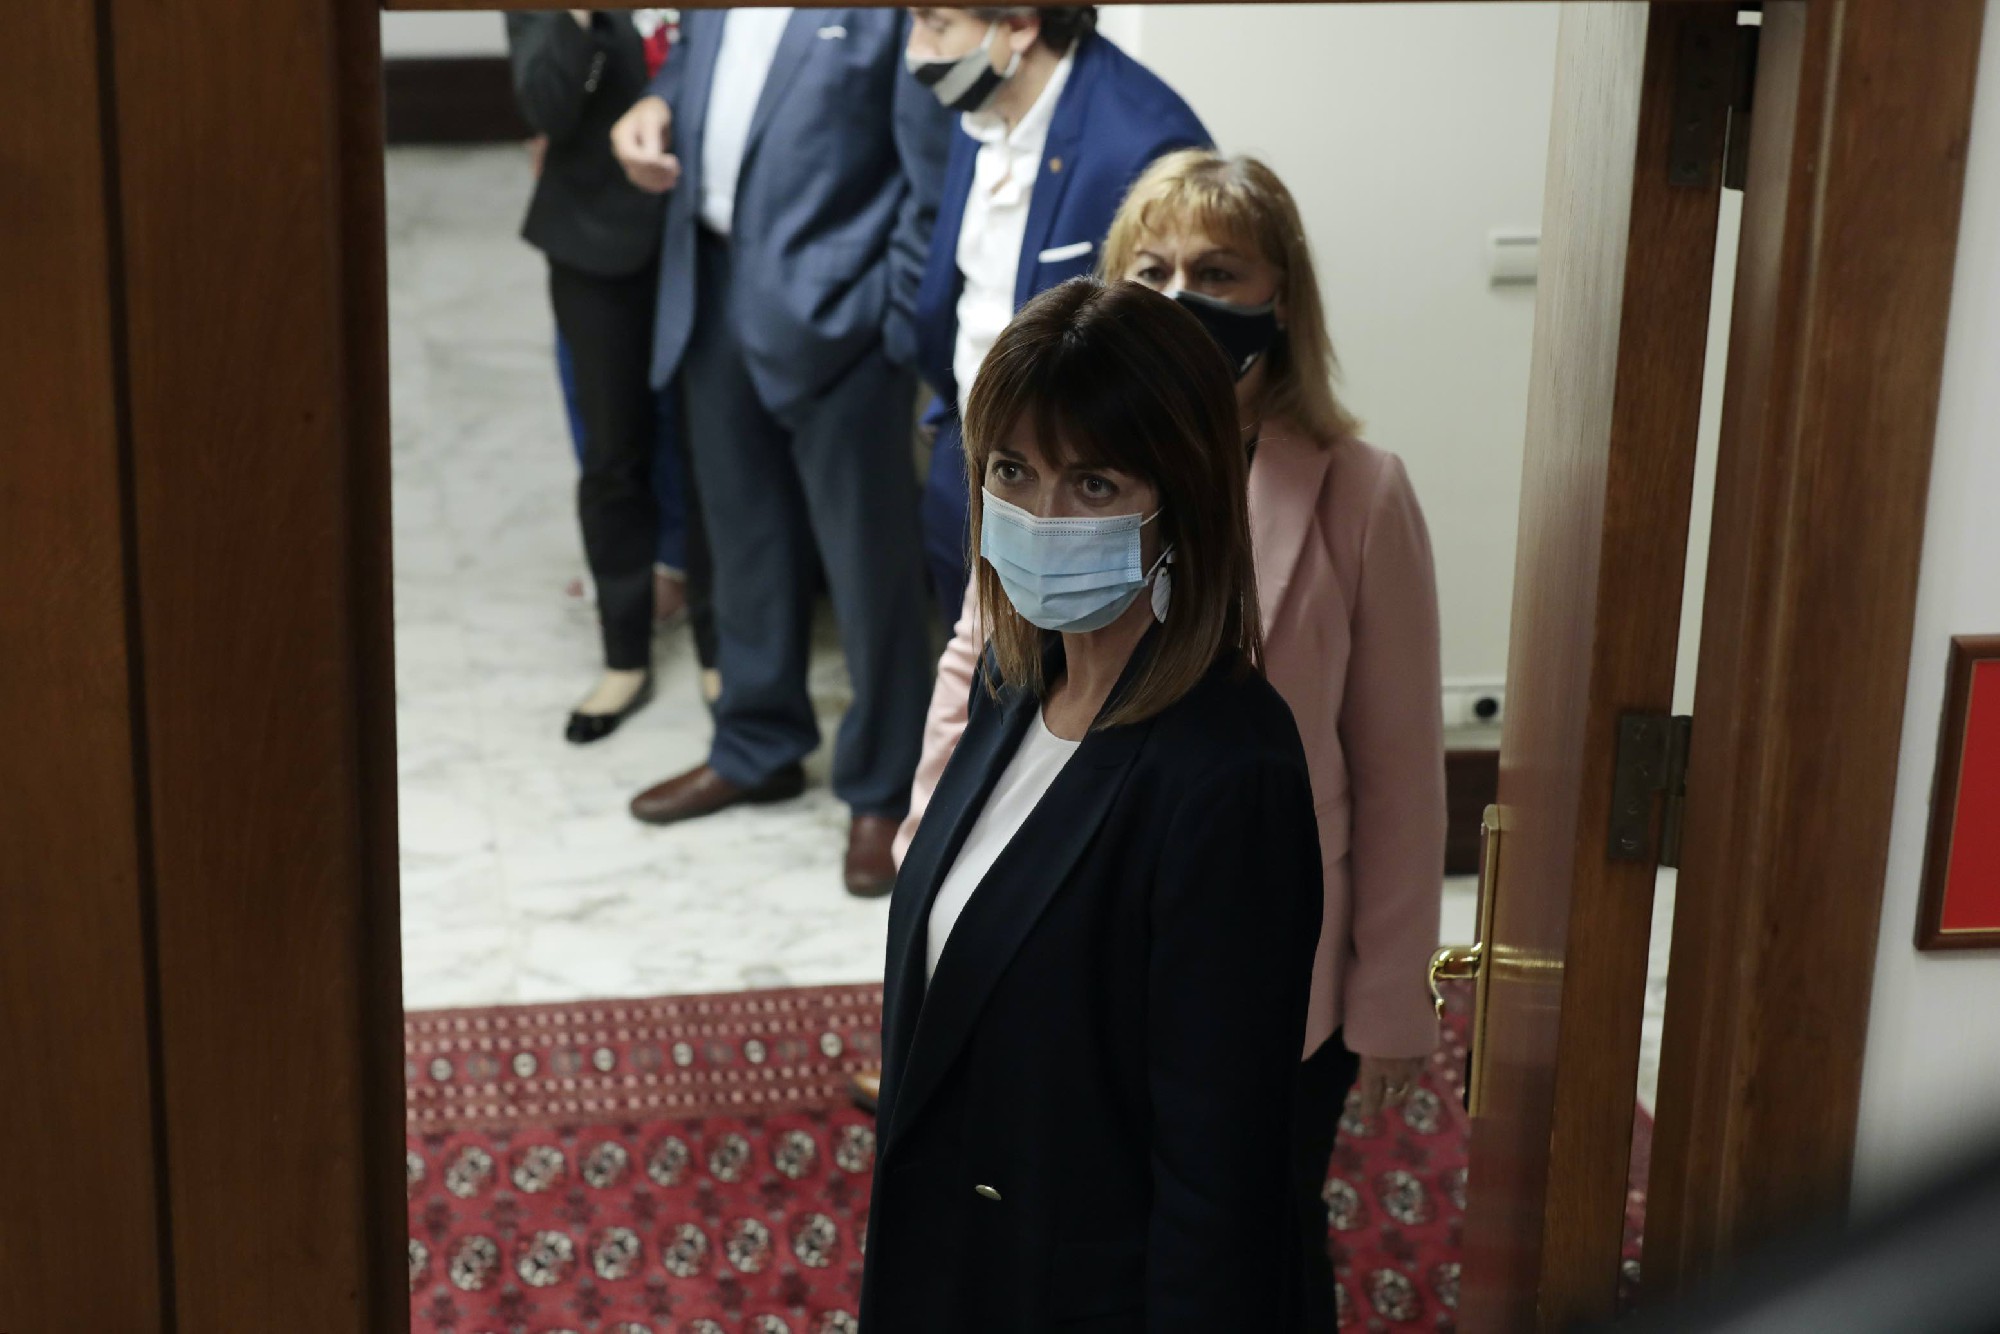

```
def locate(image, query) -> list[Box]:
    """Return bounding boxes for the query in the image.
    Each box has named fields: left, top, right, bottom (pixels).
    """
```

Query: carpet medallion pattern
left=406, top=982, right=1645, bottom=1332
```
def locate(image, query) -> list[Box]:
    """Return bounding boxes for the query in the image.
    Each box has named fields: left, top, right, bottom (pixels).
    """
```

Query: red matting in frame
left=1918, top=636, right=2000, bottom=950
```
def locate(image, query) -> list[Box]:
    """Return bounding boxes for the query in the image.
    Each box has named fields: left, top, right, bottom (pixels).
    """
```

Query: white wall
left=1112, top=3, right=1560, bottom=684
left=1852, top=0, right=2000, bottom=1210
left=382, top=11, right=506, bottom=59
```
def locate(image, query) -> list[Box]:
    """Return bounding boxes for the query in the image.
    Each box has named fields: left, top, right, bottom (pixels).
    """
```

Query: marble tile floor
left=387, top=146, right=1674, bottom=1113
left=389, top=146, right=883, bottom=1012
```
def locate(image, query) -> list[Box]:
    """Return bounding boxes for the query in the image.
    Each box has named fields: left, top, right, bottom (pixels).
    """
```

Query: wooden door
left=1457, top=5, right=1731, bottom=1328
left=0, top=3, right=170, bottom=1328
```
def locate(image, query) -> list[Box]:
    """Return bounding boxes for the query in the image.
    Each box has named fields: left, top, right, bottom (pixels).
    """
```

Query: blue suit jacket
left=912, top=33, right=1211, bottom=408
left=647, top=9, right=953, bottom=414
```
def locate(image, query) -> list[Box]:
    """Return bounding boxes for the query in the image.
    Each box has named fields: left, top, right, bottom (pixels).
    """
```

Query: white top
left=925, top=708, right=1082, bottom=981
left=951, top=49, right=1076, bottom=414
left=699, top=8, right=795, bottom=237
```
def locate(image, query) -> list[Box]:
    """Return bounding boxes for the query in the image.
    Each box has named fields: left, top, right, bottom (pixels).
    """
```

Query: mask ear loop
left=989, top=22, right=1024, bottom=81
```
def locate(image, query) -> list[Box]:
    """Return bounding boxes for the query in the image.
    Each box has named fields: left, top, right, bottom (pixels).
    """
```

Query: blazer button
left=974, top=1184, right=1002, bottom=1202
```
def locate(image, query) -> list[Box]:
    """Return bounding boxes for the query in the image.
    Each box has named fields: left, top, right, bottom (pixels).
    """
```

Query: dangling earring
left=1150, top=549, right=1175, bottom=623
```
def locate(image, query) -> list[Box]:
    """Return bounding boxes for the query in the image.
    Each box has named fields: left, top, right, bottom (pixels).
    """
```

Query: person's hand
left=527, top=134, right=548, bottom=179
left=1354, top=1055, right=1426, bottom=1121
left=611, top=95, right=680, bottom=194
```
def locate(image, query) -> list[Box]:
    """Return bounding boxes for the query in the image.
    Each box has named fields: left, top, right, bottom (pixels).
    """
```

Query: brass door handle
left=1431, top=804, right=1504, bottom=1116
left=1429, top=942, right=1484, bottom=1020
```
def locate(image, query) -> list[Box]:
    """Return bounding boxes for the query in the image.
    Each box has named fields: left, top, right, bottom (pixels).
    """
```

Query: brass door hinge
left=1610, top=713, right=1693, bottom=868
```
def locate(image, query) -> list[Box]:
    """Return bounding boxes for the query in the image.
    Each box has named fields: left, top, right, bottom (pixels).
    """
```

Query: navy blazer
left=912, top=33, right=1211, bottom=408
left=860, top=640, right=1323, bottom=1331
left=645, top=9, right=953, bottom=413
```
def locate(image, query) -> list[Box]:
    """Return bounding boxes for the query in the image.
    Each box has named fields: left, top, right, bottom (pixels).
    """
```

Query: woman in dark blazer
left=861, top=278, right=1324, bottom=1332
left=506, top=11, right=705, bottom=741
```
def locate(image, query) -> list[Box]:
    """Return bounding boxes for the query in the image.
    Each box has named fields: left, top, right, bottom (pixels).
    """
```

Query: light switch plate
left=1488, top=229, right=1540, bottom=286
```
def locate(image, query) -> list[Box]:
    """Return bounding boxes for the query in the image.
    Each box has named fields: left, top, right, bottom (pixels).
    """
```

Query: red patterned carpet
left=405, top=983, right=1648, bottom=1332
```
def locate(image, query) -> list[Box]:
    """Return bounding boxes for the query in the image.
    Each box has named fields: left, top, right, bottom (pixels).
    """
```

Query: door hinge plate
left=1669, top=11, right=1760, bottom=191
left=1610, top=713, right=1693, bottom=867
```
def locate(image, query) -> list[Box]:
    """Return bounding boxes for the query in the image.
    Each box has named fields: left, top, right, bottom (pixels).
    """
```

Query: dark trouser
left=548, top=258, right=661, bottom=672
left=557, top=330, right=717, bottom=672
left=682, top=231, right=930, bottom=816
left=1294, top=1031, right=1362, bottom=1333
left=920, top=412, right=971, bottom=624
left=675, top=393, right=720, bottom=674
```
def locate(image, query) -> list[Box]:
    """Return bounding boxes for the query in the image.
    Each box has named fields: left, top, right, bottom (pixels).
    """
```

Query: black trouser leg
left=548, top=258, right=659, bottom=673
left=1293, top=1032, right=1362, bottom=1333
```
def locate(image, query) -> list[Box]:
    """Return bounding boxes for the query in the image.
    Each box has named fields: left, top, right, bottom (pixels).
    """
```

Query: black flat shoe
left=565, top=673, right=654, bottom=745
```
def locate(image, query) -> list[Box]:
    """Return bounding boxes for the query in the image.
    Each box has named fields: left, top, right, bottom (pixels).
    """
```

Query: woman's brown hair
left=963, top=278, right=1263, bottom=728
left=1101, top=150, right=1360, bottom=445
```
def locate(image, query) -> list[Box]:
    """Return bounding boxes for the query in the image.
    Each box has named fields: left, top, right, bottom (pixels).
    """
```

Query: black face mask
left=1170, top=288, right=1281, bottom=381
left=905, top=24, right=1021, bottom=115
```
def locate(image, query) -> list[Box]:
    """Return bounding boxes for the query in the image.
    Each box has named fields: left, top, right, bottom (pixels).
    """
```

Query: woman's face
left=983, top=418, right=1165, bottom=568
left=1123, top=224, right=1284, bottom=415
left=1123, top=225, right=1283, bottom=312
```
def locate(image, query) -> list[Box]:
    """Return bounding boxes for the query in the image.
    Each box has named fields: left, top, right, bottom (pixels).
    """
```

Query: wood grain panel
left=337, top=0, right=417, bottom=1324
left=0, top=2, right=170, bottom=1329
left=1461, top=5, right=1726, bottom=1328
left=103, top=0, right=408, bottom=1323
left=1647, top=0, right=1988, bottom=1294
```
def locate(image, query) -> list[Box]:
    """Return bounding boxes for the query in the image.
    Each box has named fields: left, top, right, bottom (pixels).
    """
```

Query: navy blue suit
left=645, top=10, right=953, bottom=815
left=913, top=34, right=1210, bottom=619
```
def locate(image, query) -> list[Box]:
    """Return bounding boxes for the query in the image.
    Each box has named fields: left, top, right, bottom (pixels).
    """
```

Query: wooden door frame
left=1463, top=6, right=1731, bottom=1327
left=1646, top=0, right=1989, bottom=1297
left=1, top=0, right=1980, bottom=1328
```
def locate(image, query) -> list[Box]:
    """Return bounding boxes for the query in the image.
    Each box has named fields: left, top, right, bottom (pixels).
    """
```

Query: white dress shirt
left=699, top=8, right=795, bottom=237
left=924, top=708, right=1081, bottom=981
left=952, top=49, right=1076, bottom=413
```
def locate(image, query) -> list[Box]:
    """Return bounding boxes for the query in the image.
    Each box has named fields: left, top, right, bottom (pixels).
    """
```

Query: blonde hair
left=1101, top=150, right=1359, bottom=444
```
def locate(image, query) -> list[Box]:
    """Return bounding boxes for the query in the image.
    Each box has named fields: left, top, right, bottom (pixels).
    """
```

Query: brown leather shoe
left=847, top=1069, right=881, bottom=1113
left=629, top=763, right=805, bottom=826
left=844, top=816, right=900, bottom=898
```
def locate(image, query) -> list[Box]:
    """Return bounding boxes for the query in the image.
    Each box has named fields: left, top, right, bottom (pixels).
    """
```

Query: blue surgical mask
left=980, top=489, right=1174, bottom=633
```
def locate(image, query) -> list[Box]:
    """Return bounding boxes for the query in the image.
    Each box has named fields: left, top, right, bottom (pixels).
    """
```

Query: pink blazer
left=894, top=426, right=1447, bottom=1059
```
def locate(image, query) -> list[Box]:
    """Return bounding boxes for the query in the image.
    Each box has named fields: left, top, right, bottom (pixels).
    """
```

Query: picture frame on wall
left=1916, top=635, right=2000, bottom=951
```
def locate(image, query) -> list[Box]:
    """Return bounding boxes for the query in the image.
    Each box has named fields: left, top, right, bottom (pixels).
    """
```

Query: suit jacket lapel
left=881, top=641, right=1153, bottom=1155
left=1012, top=62, right=1091, bottom=308
left=1248, top=429, right=1334, bottom=634
left=741, top=10, right=819, bottom=168
left=668, top=7, right=732, bottom=230
left=876, top=665, right=1033, bottom=1138
left=672, top=11, right=724, bottom=201
left=918, top=130, right=981, bottom=394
